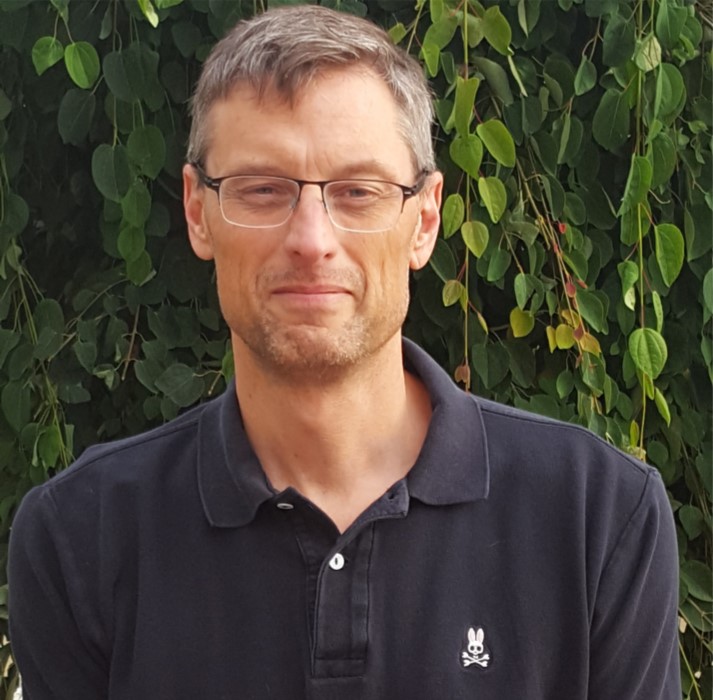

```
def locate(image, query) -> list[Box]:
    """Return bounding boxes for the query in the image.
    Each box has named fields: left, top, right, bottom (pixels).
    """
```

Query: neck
left=233, top=334, right=431, bottom=531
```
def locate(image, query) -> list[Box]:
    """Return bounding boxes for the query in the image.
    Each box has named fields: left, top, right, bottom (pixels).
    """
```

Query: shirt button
left=276, top=502, right=294, bottom=510
left=328, top=553, right=345, bottom=571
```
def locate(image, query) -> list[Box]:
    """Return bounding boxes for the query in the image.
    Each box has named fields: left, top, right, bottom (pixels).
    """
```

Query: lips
left=272, top=285, right=350, bottom=295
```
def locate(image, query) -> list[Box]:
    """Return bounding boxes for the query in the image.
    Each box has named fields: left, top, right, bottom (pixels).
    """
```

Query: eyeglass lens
left=218, top=176, right=406, bottom=232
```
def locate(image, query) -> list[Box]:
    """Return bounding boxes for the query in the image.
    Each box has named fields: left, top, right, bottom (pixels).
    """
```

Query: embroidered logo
left=461, top=626, right=490, bottom=668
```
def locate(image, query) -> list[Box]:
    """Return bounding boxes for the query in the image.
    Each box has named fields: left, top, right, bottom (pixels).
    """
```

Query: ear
left=183, top=163, right=214, bottom=261
left=409, top=171, right=443, bottom=271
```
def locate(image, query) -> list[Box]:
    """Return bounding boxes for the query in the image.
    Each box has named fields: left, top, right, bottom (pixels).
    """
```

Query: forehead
left=202, top=68, right=414, bottom=178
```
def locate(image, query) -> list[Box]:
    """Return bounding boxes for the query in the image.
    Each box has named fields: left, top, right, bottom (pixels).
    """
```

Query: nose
left=283, top=184, right=339, bottom=262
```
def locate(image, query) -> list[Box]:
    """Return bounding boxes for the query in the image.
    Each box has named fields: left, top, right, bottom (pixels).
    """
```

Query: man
left=9, top=6, right=680, bottom=699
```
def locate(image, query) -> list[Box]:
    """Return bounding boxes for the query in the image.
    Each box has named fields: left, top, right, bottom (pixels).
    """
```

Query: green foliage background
left=0, top=0, right=710, bottom=696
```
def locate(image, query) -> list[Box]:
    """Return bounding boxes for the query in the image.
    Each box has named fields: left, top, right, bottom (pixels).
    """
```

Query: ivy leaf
left=481, top=6, right=511, bottom=56
left=472, top=57, right=513, bottom=105
left=57, top=89, right=95, bottom=146
left=556, top=112, right=571, bottom=165
left=50, top=0, right=69, bottom=20
left=449, top=134, right=483, bottom=178
left=453, top=76, right=479, bottom=138
left=38, top=425, right=62, bottom=468
left=423, top=15, right=458, bottom=49
left=1, top=382, right=31, bottom=433
left=654, top=387, right=671, bottom=426
left=461, top=221, right=489, bottom=257
left=388, top=22, right=407, bottom=45
left=442, top=193, right=465, bottom=239
left=155, top=364, right=204, bottom=407
left=618, top=156, right=652, bottom=214
left=137, top=0, right=160, bottom=27
left=655, top=0, right=688, bottom=51
left=657, top=64, right=686, bottom=124
left=31, top=36, right=64, bottom=76
left=517, top=0, right=540, bottom=37
left=118, top=225, right=146, bottom=263
left=581, top=352, right=605, bottom=397
left=576, top=289, right=606, bottom=333
left=703, top=268, right=713, bottom=316
left=509, top=307, right=534, bottom=338
left=629, top=327, right=668, bottom=379
left=486, top=248, right=511, bottom=282
left=121, top=181, right=152, bottom=228
left=681, top=561, right=713, bottom=603
left=477, top=176, right=507, bottom=223
left=476, top=119, right=516, bottom=167
left=91, top=144, right=131, bottom=203
left=678, top=505, right=705, bottom=541
left=428, top=238, right=456, bottom=282
left=635, top=34, right=662, bottom=73
left=654, top=223, right=684, bottom=287
left=617, top=260, right=638, bottom=311
left=421, top=42, right=440, bottom=77
left=652, top=291, right=664, bottom=333
left=103, top=51, right=136, bottom=103
left=127, top=125, right=166, bottom=179
left=647, top=132, right=677, bottom=188
left=464, top=14, right=485, bottom=48
left=64, top=42, right=100, bottom=89
left=1, top=193, right=29, bottom=236
left=620, top=201, right=650, bottom=245
left=442, top=279, right=466, bottom=308
left=592, top=88, right=630, bottom=151
left=472, top=342, right=509, bottom=389
left=580, top=332, right=601, bottom=356
left=602, top=12, right=636, bottom=67
left=74, top=340, right=97, bottom=372
left=574, top=55, right=596, bottom=95
left=126, top=250, right=154, bottom=286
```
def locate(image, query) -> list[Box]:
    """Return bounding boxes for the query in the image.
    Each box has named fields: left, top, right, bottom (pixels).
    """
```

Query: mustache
left=260, top=268, right=364, bottom=290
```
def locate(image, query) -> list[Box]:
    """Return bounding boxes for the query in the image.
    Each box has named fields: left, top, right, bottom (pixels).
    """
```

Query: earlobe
left=409, top=172, right=443, bottom=271
left=183, top=164, right=214, bottom=261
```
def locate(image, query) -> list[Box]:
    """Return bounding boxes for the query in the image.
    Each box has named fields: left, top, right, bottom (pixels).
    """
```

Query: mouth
left=272, top=285, right=351, bottom=296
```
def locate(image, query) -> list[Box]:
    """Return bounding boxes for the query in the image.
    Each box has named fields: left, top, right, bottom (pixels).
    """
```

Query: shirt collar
left=197, top=338, right=490, bottom=528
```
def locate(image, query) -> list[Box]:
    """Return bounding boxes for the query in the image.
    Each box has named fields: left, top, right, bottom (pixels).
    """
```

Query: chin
left=238, top=317, right=399, bottom=381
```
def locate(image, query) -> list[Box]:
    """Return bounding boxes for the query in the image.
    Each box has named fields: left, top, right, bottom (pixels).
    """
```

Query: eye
left=328, top=181, right=388, bottom=204
left=223, top=178, right=295, bottom=203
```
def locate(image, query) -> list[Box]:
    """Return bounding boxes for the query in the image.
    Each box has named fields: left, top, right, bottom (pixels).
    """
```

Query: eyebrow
left=212, top=159, right=406, bottom=182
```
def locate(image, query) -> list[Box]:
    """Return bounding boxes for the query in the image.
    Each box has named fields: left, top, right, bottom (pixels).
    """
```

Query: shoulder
left=470, top=395, right=668, bottom=536
left=15, top=393, right=220, bottom=520
left=473, top=394, right=653, bottom=481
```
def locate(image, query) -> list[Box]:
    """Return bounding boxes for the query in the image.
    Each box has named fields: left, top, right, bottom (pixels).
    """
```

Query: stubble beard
left=230, top=284, right=410, bottom=384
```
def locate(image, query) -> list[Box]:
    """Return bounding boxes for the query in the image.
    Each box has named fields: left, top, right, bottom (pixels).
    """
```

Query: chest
left=105, top=499, right=591, bottom=699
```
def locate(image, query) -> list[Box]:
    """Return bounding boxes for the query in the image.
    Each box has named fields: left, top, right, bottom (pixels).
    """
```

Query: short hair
left=186, top=5, right=435, bottom=174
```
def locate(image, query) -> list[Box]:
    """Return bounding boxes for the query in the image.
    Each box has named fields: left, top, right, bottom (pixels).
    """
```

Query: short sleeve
left=588, top=469, right=680, bottom=699
left=8, top=486, right=109, bottom=699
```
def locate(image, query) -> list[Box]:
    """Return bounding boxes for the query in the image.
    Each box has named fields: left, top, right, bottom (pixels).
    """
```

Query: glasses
left=191, top=163, right=428, bottom=233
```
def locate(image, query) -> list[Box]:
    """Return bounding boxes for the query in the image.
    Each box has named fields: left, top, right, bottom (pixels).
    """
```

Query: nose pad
left=291, top=184, right=333, bottom=227
left=284, top=185, right=338, bottom=258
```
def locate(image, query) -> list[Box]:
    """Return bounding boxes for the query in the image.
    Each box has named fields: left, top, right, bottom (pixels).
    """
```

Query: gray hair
left=186, top=5, right=435, bottom=173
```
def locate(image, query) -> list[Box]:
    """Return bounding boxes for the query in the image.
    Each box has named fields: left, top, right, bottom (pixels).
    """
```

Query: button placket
left=312, top=524, right=375, bottom=679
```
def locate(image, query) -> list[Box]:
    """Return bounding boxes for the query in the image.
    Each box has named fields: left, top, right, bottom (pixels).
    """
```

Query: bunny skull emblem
left=461, top=626, right=490, bottom=668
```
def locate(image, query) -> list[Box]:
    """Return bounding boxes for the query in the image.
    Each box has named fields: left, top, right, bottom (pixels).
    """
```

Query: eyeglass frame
left=189, top=162, right=430, bottom=233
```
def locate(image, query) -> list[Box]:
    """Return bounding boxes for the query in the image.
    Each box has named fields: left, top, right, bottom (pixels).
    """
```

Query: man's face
left=183, top=67, right=442, bottom=381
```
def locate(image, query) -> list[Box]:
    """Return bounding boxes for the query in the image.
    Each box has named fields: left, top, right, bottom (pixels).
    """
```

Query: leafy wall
left=0, top=0, right=710, bottom=697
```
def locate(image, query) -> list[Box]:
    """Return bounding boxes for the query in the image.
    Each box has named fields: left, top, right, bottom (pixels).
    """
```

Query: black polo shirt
left=9, top=340, right=680, bottom=699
